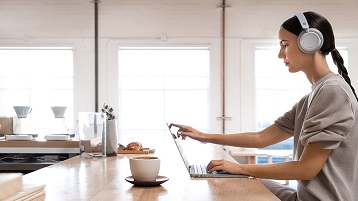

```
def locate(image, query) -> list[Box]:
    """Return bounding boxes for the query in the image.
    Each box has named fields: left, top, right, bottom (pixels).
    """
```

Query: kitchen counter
left=22, top=141, right=279, bottom=200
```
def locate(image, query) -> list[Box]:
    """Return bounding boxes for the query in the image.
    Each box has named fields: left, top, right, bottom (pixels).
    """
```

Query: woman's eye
left=280, top=42, right=287, bottom=48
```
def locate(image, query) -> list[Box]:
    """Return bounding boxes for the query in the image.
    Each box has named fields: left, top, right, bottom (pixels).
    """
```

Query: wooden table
left=22, top=140, right=279, bottom=201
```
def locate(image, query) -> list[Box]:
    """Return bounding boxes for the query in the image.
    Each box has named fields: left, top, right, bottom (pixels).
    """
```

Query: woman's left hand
left=207, top=159, right=243, bottom=175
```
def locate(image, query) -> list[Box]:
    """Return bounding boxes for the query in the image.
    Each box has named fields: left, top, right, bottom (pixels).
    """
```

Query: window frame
left=104, top=39, right=223, bottom=141
left=0, top=46, right=75, bottom=135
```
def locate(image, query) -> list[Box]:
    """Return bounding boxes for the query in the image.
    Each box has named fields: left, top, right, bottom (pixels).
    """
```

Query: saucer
left=125, top=176, right=169, bottom=187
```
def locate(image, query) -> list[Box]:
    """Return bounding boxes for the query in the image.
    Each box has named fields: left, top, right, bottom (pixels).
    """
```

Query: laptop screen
left=166, top=123, right=191, bottom=171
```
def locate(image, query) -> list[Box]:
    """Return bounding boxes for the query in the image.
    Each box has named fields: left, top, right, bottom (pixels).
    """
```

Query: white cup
left=13, top=106, right=32, bottom=118
left=129, top=156, right=160, bottom=181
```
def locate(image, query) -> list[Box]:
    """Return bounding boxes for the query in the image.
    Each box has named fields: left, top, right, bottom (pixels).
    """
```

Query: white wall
left=1, top=0, right=358, bottom=133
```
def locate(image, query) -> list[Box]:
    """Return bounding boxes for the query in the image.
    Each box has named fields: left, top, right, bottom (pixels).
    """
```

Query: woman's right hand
left=169, top=123, right=206, bottom=142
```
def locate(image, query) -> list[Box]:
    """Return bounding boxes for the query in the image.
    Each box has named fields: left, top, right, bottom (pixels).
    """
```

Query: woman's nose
left=278, top=49, right=285, bottom=59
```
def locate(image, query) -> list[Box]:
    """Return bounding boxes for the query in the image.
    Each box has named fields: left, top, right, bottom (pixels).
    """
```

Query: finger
left=171, top=123, right=182, bottom=128
left=207, top=160, right=222, bottom=171
left=172, top=123, right=184, bottom=127
left=177, top=131, right=187, bottom=140
left=172, top=123, right=190, bottom=131
left=208, top=164, right=223, bottom=173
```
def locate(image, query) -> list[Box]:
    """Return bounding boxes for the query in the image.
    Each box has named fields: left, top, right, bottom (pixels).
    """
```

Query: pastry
left=126, top=142, right=143, bottom=151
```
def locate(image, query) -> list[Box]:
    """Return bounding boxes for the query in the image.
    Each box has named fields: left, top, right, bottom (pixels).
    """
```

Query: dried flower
left=102, top=103, right=117, bottom=120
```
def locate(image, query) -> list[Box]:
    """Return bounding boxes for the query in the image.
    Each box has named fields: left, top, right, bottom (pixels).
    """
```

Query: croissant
left=126, top=142, right=143, bottom=151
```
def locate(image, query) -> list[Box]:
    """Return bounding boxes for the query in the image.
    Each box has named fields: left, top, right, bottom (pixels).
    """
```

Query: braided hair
left=281, top=11, right=358, bottom=101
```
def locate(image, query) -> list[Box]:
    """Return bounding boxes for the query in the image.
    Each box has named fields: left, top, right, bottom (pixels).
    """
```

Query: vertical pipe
left=221, top=0, right=226, bottom=134
left=94, top=0, right=99, bottom=112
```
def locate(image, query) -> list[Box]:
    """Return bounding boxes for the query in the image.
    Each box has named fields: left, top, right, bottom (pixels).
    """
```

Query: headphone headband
left=294, top=12, right=309, bottom=29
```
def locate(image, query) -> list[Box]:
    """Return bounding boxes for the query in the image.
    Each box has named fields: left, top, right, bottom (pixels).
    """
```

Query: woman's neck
left=304, top=54, right=333, bottom=84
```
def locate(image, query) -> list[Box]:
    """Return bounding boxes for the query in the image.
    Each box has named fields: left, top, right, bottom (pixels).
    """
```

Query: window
left=255, top=47, right=311, bottom=132
left=0, top=47, right=74, bottom=136
left=255, top=46, right=348, bottom=162
left=118, top=47, right=210, bottom=147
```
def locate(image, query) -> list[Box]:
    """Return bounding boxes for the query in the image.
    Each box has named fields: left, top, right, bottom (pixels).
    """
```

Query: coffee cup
left=129, top=156, right=160, bottom=181
left=13, top=106, right=32, bottom=118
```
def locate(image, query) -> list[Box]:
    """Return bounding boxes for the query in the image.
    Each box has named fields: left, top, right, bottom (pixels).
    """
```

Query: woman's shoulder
left=320, top=73, right=348, bottom=87
left=314, top=74, right=353, bottom=99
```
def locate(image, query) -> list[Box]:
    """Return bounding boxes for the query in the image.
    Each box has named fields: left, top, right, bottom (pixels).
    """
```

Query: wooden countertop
left=22, top=140, right=279, bottom=201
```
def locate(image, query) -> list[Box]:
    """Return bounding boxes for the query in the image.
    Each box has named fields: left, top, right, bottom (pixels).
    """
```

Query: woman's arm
left=208, top=142, right=331, bottom=180
left=171, top=123, right=292, bottom=148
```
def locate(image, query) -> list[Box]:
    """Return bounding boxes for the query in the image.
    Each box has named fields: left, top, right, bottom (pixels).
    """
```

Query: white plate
left=6, top=134, right=36, bottom=141
left=44, top=134, right=72, bottom=141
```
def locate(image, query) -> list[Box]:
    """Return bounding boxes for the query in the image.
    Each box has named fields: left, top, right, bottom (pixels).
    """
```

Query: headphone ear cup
left=297, top=28, right=324, bottom=54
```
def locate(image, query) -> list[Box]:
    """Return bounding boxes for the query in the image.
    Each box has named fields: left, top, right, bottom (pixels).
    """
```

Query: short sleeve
left=300, top=85, right=355, bottom=149
left=274, top=104, right=297, bottom=136
left=274, top=95, right=309, bottom=136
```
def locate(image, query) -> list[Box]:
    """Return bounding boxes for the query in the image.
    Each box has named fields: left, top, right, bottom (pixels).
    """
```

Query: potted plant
left=102, top=103, right=118, bottom=156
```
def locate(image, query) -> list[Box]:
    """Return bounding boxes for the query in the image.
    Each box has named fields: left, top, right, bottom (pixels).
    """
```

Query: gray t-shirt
left=274, top=73, right=358, bottom=201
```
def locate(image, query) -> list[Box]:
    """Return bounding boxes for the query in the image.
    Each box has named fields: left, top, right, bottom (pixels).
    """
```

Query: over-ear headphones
left=294, top=12, right=324, bottom=54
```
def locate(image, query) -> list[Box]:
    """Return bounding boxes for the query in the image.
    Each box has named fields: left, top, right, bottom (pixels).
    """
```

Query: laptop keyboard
left=190, top=165, right=208, bottom=174
left=190, top=165, right=229, bottom=175
left=198, top=165, right=208, bottom=174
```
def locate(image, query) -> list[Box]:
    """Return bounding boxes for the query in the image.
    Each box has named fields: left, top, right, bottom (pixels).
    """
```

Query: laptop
left=166, top=123, right=248, bottom=178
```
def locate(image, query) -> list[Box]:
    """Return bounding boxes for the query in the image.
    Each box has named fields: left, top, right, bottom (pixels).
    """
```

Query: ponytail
left=331, top=49, right=358, bottom=101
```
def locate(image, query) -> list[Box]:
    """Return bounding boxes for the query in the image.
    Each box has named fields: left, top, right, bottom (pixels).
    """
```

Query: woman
left=171, top=11, right=358, bottom=201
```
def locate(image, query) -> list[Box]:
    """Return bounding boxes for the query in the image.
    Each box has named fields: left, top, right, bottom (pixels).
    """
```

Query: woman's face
left=278, top=27, right=312, bottom=73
